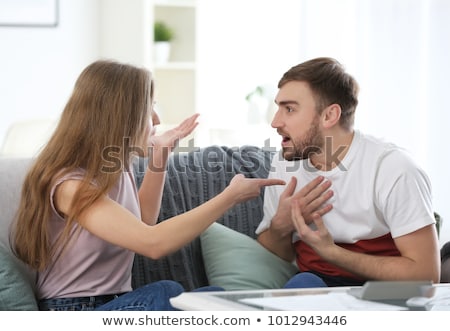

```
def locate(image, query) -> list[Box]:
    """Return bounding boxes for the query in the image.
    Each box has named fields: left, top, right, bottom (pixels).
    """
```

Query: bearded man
left=256, top=57, right=440, bottom=287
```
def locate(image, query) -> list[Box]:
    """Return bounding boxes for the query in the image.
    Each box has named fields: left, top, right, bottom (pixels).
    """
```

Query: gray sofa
left=0, top=145, right=280, bottom=310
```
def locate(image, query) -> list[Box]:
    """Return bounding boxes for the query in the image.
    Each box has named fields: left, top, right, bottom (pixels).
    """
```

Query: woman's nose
left=152, top=111, right=161, bottom=125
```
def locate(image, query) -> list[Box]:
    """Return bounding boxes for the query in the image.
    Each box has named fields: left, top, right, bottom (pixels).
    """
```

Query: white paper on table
left=239, top=292, right=408, bottom=311
left=407, top=286, right=450, bottom=311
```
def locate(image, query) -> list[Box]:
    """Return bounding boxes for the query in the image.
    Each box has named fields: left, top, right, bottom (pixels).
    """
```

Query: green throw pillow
left=200, top=222, right=298, bottom=290
left=0, top=245, right=38, bottom=310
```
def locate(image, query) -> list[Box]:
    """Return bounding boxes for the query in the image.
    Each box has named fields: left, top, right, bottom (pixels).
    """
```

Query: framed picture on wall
left=0, top=0, right=58, bottom=27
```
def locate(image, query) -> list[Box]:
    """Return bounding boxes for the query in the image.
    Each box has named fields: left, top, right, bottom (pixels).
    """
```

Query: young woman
left=11, top=60, right=284, bottom=311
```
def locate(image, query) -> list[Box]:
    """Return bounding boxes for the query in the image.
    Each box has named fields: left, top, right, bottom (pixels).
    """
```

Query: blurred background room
left=1, top=0, right=449, bottom=245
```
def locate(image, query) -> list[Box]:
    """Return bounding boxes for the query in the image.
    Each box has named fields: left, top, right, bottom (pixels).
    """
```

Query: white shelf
left=154, top=0, right=196, bottom=8
left=151, top=0, right=197, bottom=127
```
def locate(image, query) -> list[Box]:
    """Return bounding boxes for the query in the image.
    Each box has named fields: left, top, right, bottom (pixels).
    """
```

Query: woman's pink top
left=36, top=169, right=141, bottom=300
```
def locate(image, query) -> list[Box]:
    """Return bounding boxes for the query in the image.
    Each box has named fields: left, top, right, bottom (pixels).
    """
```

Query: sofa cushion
left=0, top=245, right=38, bottom=310
left=200, top=222, right=298, bottom=290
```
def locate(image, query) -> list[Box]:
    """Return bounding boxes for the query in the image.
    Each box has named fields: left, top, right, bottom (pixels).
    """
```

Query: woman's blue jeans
left=39, top=280, right=185, bottom=311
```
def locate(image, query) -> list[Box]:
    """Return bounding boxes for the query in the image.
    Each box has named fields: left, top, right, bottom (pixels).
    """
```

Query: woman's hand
left=149, top=113, right=199, bottom=152
left=225, top=174, right=286, bottom=204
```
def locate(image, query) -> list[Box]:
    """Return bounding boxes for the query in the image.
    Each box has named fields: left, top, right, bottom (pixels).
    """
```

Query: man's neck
left=310, top=130, right=355, bottom=171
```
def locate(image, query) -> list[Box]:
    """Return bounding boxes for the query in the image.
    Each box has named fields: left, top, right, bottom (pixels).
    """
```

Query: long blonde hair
left=11, top=59, right=154, bottom=271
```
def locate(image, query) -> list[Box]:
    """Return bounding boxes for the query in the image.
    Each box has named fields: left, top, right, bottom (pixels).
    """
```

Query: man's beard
left=282, top=117, right=324, bottom=161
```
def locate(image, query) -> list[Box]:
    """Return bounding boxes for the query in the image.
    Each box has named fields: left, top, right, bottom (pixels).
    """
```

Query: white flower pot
left=154, top=42, right=171, bottom=64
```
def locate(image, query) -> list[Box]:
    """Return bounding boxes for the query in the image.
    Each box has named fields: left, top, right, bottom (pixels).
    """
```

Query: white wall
left=0, top=0, right=151, bottom=150
left=99, top=0, right=151, bottom=68
left=196, top=0, right=301, bottom=138
left=0, top=0, right=100, bottom=148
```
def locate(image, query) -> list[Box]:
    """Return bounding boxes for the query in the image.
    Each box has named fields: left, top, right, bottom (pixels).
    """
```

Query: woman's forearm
left=138, top=149, right=169, bottom=225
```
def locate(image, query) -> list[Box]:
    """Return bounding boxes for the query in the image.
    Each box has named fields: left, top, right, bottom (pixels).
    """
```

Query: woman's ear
left=321, top=104, right=341, bottom=129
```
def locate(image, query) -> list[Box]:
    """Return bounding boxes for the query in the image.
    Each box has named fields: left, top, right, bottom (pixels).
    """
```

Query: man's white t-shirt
left=256, top=130, right=435, bottom=278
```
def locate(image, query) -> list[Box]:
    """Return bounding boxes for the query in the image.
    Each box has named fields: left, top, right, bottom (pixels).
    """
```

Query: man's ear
left=321, top=104, right=341, bottom=129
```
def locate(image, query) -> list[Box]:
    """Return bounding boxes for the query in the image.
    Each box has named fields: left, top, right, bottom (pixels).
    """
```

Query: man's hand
left=257, top=176, right=334, bottom=262
left=291, top=200, right=335, bottom=256
left=271, top=175, right=333, bottom=236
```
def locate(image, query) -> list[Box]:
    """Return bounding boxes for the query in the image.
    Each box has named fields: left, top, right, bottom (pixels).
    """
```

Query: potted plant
left=153, top=21, right=174, bottom=64
left=245, top=84, right=276, bottom=124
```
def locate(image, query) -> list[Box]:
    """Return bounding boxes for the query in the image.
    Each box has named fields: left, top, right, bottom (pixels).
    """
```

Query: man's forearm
left=322, top=244, right=440, bottom=283
left=257, top=228, right=295, bottom=262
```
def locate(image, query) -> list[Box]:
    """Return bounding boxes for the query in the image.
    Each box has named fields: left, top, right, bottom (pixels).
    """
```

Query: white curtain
left=295, top=0, right=450, bottom=245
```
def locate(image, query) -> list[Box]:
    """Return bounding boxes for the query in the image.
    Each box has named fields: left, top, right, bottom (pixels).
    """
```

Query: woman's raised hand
left=150, top=113, right=199, bottom=151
